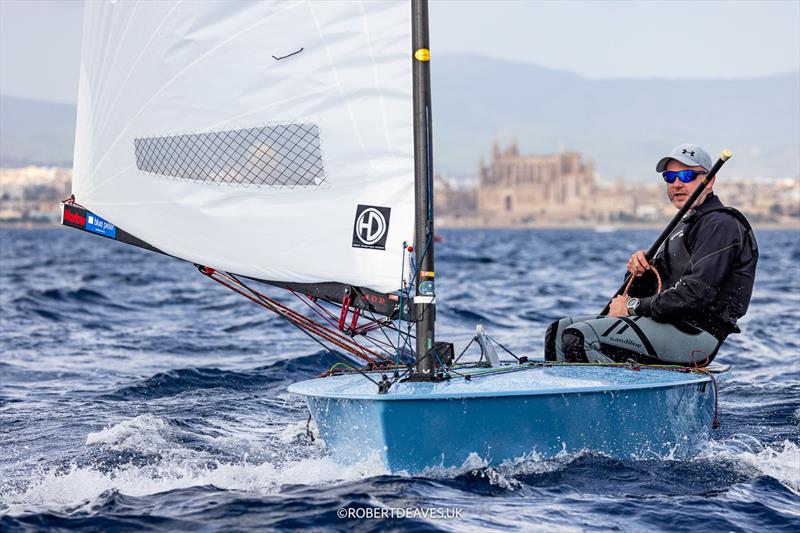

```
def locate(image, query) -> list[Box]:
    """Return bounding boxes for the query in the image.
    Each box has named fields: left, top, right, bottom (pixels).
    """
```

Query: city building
left=477, top=142, right=595, bottom=223
left=433, top=141, right=799, bottom=228
left=0, top=166, right=71, bottom=224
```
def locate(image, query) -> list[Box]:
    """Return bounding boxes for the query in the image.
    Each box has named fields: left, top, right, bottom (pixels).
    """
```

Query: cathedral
left=477, top=142, right=596, bottom=221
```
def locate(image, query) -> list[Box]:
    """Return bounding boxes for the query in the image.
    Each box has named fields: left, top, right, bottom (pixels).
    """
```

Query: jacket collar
left=694, top=192, right=723, bottom=213
left=682, top=192, right=723, bottom=223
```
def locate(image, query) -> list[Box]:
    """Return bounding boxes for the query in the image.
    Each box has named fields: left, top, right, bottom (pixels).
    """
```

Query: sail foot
left=61, top=202, right=165, bottom=255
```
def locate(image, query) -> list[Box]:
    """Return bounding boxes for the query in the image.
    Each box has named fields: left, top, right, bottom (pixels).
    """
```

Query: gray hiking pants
left=544, top=315, right=721, bottom=366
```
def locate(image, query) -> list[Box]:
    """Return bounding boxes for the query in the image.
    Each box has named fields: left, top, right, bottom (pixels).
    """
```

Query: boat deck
left=288, top=363, right=722, bottom=400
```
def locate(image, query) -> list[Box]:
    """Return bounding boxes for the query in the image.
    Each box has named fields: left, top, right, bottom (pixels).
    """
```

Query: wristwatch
left=627, top=298, right=640, bottom=316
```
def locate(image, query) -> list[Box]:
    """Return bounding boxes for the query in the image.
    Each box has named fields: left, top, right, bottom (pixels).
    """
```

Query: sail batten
left=73, top=0, right=415, bottom=294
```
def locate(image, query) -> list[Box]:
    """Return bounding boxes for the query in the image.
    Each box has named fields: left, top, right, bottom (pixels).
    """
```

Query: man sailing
left=545, top=144, right=758, bottom=366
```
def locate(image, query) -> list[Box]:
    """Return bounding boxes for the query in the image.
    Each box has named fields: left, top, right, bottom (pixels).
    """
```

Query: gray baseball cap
left=656, top=143, right=712, bottom=172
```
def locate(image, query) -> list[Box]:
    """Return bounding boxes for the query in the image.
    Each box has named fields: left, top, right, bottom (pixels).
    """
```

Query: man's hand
left=608, top=295, right=630, bottom=317
left=627, top=250, right=651, bottom=277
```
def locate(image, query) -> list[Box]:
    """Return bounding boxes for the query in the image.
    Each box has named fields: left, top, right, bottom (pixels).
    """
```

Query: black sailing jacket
left=628, top=193, right=759, bottom=341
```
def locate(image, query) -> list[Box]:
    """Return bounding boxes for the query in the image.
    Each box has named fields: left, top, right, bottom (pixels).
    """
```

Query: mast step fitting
left=401, top=372, right=450, bottom=383
left=378, top=374, right=392, bottom=394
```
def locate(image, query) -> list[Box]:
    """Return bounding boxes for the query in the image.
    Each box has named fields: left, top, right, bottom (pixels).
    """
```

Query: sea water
left=1, top=228, right=798, bottom=531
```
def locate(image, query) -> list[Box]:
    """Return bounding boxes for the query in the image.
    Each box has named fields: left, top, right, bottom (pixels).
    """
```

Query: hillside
left=2, top=55, right=798, bottom=180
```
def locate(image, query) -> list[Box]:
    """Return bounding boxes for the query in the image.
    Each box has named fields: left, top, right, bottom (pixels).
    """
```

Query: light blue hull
left=288, top=364, right=723, bottom=473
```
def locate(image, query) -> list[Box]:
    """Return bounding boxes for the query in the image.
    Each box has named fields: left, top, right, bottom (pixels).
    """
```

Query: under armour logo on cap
left=656, top=143, right=713, bottom=172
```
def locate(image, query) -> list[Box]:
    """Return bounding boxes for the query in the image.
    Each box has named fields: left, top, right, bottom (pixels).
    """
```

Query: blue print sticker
left=418, top=281, right=435, bottom=295
left=85, top=212, right=117, bottom=238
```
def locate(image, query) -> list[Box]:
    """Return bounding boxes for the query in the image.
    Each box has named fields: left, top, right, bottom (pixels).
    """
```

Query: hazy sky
left=1, top=0, right=798, bottom=104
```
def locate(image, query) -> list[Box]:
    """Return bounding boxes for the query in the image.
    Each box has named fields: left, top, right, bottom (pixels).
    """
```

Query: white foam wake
left=418, top=447, right=586, bottom=490
left=1, top=455, right=390, bottom=517
left=85, top=413, right=169, bottom=449
left=700, top=436, right=800, bottom=493
left=0, top=414, right=389, bottom=517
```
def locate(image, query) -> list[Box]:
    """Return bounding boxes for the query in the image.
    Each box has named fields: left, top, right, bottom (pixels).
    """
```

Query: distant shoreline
left=2, top=221, right=798, bottom=231
left=434, top=222, right=800, bottom=231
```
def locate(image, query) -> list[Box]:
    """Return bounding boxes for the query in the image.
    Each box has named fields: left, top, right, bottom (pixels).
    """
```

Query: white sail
left=73, top=0, right=414, bottom=293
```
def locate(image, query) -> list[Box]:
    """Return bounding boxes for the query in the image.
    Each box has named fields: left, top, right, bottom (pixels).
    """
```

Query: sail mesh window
left=134, top=124, right=325, bottom=188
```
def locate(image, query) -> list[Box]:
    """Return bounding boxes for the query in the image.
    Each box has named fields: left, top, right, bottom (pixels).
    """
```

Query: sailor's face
left=665, top=160, right=712, bottom=209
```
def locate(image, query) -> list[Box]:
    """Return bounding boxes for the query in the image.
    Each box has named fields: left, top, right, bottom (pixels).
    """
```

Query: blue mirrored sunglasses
left=662, top=170, right=706, bottom=184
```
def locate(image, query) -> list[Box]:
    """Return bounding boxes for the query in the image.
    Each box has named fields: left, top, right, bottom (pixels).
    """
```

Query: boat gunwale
left=287, top=366, right=719, bottom=401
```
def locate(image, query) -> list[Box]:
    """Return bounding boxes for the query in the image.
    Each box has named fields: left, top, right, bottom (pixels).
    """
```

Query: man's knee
left=562, top=329, right=588, bottom=363
left=544, top=320, right=560, bottom=361
left=564, top=322, right=614, bottom=363
left=544, top=317, right=607, bottom=363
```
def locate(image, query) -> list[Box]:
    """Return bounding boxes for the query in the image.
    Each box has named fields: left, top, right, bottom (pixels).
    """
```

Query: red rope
left=200, top=268, right=393, bottom=365
left=349, top=308, right=360, bottom=333
left=61, top=194, right=87, bottom=209
left=290, top=290, right=339, bottom=326
left=291, top=288, right=387, bottom=338
left=338, top=294, right=352, bottom=331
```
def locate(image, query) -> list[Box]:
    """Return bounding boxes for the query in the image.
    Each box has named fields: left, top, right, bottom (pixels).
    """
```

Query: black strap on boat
left=451, top=336, right=476, bottom=366
left=487, top=335, right=525, bottom=363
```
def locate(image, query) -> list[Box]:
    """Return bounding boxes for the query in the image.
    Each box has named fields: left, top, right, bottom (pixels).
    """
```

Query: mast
left=411, top=0, right=436, bottom=378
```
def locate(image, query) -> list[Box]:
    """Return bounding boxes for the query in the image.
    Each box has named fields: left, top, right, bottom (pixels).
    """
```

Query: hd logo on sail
left=352, top=205, right=391, bottom=250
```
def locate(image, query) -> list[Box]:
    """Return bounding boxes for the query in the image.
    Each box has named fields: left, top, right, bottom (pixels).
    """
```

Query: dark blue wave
left=97, top=352, right=344, bottom=401
left=98, top=367, right=279, bottom=401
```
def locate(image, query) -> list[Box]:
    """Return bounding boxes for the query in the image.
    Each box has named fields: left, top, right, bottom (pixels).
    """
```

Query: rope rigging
left=195, top=264, right=416, bottom=375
